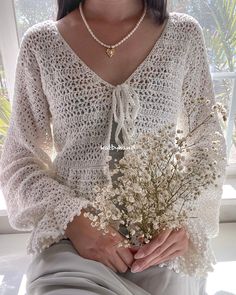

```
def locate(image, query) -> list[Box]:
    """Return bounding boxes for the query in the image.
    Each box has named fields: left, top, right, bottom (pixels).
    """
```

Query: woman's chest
left=38, top=37, right=188, bottom=132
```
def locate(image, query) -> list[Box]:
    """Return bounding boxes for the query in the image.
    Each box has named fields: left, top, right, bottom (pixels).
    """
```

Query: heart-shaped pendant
left=106, top=47, right=115, bottom=58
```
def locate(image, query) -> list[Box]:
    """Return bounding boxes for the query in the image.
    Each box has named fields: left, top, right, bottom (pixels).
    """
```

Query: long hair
left=56, top=0, right=168, bottom=24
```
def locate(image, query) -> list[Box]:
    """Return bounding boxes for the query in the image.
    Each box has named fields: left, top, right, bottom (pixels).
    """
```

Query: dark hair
left=56, top=0, right=168, bottom=25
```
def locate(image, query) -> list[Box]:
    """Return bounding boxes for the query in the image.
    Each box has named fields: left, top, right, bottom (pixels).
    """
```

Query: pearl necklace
left=79, top=1, right=147, bottom=58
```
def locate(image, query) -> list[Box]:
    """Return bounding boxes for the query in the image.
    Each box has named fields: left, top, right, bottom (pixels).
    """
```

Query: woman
left=0, top=0, right=227, bottom=294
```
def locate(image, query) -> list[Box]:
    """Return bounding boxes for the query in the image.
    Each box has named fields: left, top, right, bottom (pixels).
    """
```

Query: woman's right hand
left=65, top=208, right=134, bottom=273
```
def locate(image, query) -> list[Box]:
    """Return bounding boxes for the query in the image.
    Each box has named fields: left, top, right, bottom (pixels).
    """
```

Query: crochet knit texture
left=0, top=12, right=227, bottom=277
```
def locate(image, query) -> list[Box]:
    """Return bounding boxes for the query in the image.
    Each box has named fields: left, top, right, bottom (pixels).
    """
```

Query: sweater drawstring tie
left=111, top=83, right=140, bottom=148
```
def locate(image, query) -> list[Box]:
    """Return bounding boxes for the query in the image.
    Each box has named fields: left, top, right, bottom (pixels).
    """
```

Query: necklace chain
left=79, top=1, right=147, bottom=57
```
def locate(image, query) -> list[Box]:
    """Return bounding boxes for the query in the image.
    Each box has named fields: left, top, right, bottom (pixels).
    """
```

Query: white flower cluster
left=83, top=99, right=227, bottom=248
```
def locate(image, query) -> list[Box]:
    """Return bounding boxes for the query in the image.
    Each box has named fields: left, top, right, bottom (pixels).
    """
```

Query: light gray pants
left=25, top=239, right=207, bottom=295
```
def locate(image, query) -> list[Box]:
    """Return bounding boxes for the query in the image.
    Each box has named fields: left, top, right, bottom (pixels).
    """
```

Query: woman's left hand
left=130, top=227, right=189, bottom=273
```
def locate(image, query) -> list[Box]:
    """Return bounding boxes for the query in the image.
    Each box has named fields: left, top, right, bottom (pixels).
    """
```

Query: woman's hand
left=130, top=227, right=189, bottom=273
left=65, top=208, right=134, bottom=273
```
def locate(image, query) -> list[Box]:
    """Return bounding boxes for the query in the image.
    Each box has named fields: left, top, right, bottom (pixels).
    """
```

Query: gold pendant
left=106, top=47, right=115, bottom=58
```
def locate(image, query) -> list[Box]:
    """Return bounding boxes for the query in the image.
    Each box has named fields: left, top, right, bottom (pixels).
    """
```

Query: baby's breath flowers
left=83, top=99, right=227, bottom=248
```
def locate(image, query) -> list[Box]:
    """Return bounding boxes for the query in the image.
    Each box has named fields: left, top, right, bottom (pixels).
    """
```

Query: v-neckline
left=50, top=12, right=173, bottom=89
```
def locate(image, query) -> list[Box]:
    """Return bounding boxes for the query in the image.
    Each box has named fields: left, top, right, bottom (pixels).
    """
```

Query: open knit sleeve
left=0, top=28, right=92, bottom=255
left=172, top=18, right=228, bottom=276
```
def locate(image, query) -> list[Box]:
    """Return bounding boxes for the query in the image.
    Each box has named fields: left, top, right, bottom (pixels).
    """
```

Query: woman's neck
left=82, top=0, right=144, bottom=23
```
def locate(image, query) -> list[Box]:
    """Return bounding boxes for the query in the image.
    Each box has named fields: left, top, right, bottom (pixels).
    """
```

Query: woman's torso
left=27, top=12, right=194, bottom=200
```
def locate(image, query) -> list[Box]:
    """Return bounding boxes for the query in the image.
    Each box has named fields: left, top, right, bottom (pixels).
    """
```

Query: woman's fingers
left=131, top=228, right=189, bottom=272
left=151, top=228, right=187, bottom=259
left=134, top=229, right=173, bottom=259
left=116, top=247, right=134, bottom=268
left=129, top=247, right=139, bottom=256
left=139, top=242, right=182, bottom=272
left=131, top=230, right=177, bottom=271
left=110, top=251, right=129, bottom=273
left=150, top=240, right=187, bottom=267
left=108, top=229, right=134, bottom=269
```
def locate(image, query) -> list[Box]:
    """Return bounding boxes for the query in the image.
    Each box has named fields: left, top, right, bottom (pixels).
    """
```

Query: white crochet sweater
left=0, top=12, right=227, bottom=277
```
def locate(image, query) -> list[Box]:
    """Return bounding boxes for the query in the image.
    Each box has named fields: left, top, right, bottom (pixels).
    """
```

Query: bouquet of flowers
left=83, top=97, right=227, bottom=248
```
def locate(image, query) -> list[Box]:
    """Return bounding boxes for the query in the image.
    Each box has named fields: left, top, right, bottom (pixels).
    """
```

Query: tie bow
left=111, top=83, right=140, bottom=147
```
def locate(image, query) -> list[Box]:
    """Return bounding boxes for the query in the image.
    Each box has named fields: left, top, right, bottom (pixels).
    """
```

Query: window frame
left=212, top=72, right=236, bottom=170
left=0, top=0, right=19, bottom=102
